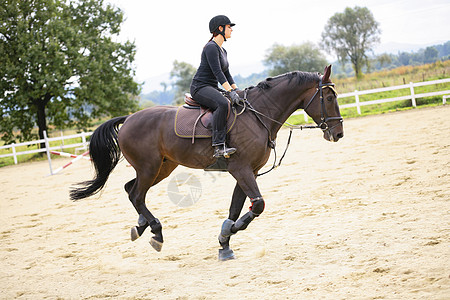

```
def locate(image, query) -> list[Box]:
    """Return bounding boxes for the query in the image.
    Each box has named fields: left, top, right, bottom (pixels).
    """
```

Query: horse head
left=303, top=65, right=344, bottom=142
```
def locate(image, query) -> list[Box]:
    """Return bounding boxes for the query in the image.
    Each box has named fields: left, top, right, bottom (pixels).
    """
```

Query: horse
left=70, top=65, right=344, bottom=260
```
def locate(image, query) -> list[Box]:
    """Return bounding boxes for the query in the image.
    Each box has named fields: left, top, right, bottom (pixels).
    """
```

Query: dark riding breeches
left=190, top=85, right=229, bottom=146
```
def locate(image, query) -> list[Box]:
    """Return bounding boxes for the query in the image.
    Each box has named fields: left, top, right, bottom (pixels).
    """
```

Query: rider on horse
left=190, top=15, right=241, bottom=158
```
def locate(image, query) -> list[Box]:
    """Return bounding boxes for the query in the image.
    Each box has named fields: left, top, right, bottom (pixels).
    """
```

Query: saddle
left=174, top=93, right=236, bottom=142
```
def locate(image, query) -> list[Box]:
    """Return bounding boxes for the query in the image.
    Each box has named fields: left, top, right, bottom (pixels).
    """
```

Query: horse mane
left=255, top=71, right=320, bottom=90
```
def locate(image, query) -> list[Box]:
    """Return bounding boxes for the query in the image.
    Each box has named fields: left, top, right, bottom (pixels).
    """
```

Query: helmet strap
left=218, top=25, right=227, bottom=42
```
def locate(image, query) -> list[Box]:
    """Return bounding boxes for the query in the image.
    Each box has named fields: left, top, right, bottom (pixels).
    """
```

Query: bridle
left=241, top=76, right=343, bottom=133
left=303, top=77, right=343, bottom=133
left=236, top=76, right=343, bottom=176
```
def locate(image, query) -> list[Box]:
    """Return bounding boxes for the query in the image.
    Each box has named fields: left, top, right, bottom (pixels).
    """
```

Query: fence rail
left=1, top=77, right=449, bottom=166
left=293, top=78, right=450, bottom=120
left=0, top=131, right=92, bottom=165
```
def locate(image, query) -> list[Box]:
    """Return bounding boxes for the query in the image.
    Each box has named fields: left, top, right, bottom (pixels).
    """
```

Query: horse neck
left=249, top=77, right=317, bottom=137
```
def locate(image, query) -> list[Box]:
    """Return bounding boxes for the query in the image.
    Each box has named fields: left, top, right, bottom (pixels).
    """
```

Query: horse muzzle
left=323, top=120, right=344, bottom=142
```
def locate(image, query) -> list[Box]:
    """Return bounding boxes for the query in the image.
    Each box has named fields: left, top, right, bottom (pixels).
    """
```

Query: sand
left=1, top=106, right=449, bottom=299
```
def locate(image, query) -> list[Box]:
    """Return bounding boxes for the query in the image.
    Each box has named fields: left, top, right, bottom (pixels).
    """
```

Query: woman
left=190, top=15, right=241, bottom=158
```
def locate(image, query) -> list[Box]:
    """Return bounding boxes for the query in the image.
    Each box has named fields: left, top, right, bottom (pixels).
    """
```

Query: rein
left=240, top=96, right=310, bottom=177
left=240, top=78, right=342, bottom=176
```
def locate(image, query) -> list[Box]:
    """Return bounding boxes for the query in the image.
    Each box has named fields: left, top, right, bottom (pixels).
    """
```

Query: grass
left=289, top=95, right=447, bottom=125
left=2, top=61, right=449, bottom=167
left=287, top=61, right=450, bottom=125
left=335, top=60, right=450, bottom=93
left=0, top=130, right=90, bottom=167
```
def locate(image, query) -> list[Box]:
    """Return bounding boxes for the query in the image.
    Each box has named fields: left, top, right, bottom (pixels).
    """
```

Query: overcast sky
left=107, top=0, right=450, bottom=91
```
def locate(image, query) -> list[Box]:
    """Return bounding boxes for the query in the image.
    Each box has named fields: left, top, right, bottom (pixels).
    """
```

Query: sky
left=107, top=0, right=450, bottom=92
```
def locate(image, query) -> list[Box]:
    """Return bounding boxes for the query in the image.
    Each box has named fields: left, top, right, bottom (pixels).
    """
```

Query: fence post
left=44, top=130, right=53, bottom=175
left=12, top=143, right=18, bottom=165
left=355, top=90, right=361, bottom=115
left=60, top=130, right=64, bottom=151
left=81, top=132, right=87, bottom=150
left=410, top=82, right=416, bottom=107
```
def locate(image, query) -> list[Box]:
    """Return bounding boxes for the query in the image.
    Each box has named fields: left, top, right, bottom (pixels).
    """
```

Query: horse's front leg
left=218, top=182, right=246, bottom=260
left=218, top=169, right=265, bottom=261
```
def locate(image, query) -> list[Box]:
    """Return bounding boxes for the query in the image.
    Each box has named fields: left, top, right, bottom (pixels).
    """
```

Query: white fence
left=0, top=131, right=92, bottom=165
left=293, top=78, right=450, bottom=121
left=1, top=77, right=449, bottom=166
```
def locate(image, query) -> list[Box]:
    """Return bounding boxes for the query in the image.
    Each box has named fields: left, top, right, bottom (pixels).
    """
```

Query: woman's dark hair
left=206, top=32, right=220, bottom=45
left=208, top=32, right=219, bottom=43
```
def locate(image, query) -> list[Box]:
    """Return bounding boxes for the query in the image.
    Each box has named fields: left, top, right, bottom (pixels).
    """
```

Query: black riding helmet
left=209, top=15, right=235, bottom=41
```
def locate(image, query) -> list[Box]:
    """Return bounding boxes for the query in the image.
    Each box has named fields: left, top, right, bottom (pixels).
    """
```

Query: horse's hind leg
left=125, top=179, right=148, bottom=240
left=124, top=152, right=166, bottom=250
left=127, top=160, right=178, bottom=248
left=125, top=178, right=136, bottom=194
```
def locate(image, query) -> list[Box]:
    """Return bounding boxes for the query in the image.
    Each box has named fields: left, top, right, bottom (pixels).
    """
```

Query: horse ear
left=323, top=65, right=332, bottom=82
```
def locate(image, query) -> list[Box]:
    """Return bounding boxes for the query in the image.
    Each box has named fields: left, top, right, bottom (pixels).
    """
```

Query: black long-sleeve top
left=191, top=41, right=235, bottom=93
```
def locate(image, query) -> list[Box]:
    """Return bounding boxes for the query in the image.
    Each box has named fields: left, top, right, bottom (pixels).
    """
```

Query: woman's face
left=224, top=24, right=233, bottom=39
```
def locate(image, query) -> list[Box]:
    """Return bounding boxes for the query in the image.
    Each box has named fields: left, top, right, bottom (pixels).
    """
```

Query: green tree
left=170, top=60, right=196, bottom=105
left=0, top=0, right=140, bottom=145
left=376, top=53, right=392, bottom=69
left=263, top=42, right=328, bottom=76
left=322, top=6, right=380, bottom=78
left=398, top=52, right=411, bottom=66
left=424, top=46, right=438, bottom=64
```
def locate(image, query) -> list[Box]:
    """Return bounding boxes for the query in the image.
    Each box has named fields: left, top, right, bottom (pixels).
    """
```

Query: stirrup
left=213, top=144, right=236, bottom=158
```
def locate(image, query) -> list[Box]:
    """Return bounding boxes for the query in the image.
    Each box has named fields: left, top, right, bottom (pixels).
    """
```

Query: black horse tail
left=70, top=116, right=128, bottom=201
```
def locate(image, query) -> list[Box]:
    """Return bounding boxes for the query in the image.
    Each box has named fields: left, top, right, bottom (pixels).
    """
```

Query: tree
left=376, top=53, right=392, bottom=69
left=321, top=6, right=380, bottom=78
left=0, top=0, right=140, bottom=145
left=436, top=41, right=450, bottom=58
left=398, top=52, right=411, bottom=66
left=170, top=60, right=196, bottom=105
left=424, top=47, right=438, bottom=64
left=263, top=42, right=328, bottom=76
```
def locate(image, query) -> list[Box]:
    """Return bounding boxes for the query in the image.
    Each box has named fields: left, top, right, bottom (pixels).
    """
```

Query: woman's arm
left=204, top=44, right=238, bottom=91
left=221, top=82, right=238, bottom=92
left=222, top=81, right=233, bottom=92
left=205, top=44, right=229, bottom=86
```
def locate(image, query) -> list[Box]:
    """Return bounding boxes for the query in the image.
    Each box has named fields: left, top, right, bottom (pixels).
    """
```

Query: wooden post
left=81, top=132, right=87, bottom=150
left=410, top=82, right=416, bottom=107
left=44, top=131, right=53, bottom=175
left=60, top=130, right=64, bottom=152
left=355, top=90, right=361, bottom=115
left=12, top=143, right=17, bottom=165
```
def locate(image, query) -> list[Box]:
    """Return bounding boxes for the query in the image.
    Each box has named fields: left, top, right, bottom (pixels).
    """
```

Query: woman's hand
left=228, top=89, right=242, bottom=105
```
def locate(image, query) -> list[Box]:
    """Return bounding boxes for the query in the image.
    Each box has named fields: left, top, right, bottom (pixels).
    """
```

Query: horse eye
left=327, top=95, right=334, bottom=102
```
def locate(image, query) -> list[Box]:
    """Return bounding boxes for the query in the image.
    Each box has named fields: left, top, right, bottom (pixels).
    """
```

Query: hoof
left=218, top=248, right=235, bottom=261
left=130, top=226, right=140, bottom=241
left=150, top=237, right=163, bottom=252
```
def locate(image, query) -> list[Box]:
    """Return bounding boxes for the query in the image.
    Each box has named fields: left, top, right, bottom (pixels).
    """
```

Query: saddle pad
left=174, top=106, right=236, bottom=138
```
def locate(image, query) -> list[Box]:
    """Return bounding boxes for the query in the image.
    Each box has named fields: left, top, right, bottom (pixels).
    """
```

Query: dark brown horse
left=71, top=65, right=344, bottom=260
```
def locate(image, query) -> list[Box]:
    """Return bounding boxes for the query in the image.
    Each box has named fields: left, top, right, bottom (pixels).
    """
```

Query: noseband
left=303, top=78, right=343, bottom=132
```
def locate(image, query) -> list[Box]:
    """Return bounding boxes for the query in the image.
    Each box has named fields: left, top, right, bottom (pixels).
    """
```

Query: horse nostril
left=337, top=132, right=344, bottom=139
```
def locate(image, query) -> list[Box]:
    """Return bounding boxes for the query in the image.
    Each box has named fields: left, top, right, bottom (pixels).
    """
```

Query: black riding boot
left=213, top=143, right=236, bottom=158
left=212, top=120, right=236, bottom=158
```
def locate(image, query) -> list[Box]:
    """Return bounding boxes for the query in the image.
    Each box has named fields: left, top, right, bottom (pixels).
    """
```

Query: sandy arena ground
left=1, top=106, right=449, bottom=299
